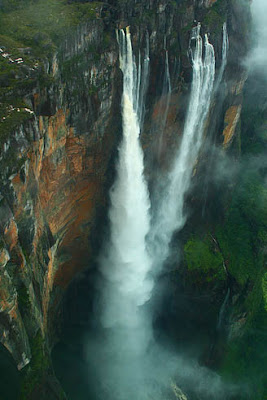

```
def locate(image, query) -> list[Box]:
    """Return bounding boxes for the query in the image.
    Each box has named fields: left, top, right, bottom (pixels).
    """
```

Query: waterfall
left=214, top=22, right=229, bottom=91
left=157, top=50, right=172, bottom=159
left=149, top=23, right=216, bottom=270
left=83, top=24, right=238, bottom=400
left=98, top=27, right=153, bottom=355
left=202, top=22, right=229, bottom=216
left=217, top=288, right=230, bottom=331
left=222, top=23, right=229, bottom=75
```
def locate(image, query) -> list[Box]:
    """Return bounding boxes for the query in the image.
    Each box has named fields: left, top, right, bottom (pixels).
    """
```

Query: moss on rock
left=203, top=0, right=227, bottom=33
left=184, top=235, right=226, bottom=284
left=215, top=159, right=267, bottom=287
left=0, top=0, right=102, bottom=55
left=19, top=331, right=50, bottom=400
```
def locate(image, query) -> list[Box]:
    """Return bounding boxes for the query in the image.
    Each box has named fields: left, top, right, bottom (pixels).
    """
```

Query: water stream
left=149, top=23, right=216, bottom=272
left=157, top=50, right=172, bottom=160
left=53, top=23, right=237, bottom=400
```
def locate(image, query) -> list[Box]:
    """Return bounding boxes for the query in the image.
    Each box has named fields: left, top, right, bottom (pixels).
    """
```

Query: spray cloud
left=83, top=22, right=243, bottom=400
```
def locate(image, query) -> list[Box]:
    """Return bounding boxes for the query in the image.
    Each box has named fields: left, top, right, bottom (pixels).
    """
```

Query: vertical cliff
left=0, top=0, right=255, bottom=399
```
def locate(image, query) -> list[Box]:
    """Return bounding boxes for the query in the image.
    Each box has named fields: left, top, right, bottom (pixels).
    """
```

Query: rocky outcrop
left=0, top=17, right=122, bottom=395
left=0, top=51, right=120, bottom=364
left=222, top=105, right=242, bottom=148
left=0, top=245, right=31, bottom=370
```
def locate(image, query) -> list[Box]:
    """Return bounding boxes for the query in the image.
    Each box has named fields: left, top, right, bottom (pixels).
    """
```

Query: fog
left=247, top=0, right=267, bottom=78
left=53, top=2, right=265, bottom=400
left=83, top=23, right=237, bottom=400
left=85, top=332, right=242, bottom=400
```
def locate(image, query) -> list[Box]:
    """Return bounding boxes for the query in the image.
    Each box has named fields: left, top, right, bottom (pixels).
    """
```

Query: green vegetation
left=0, top=0, right=32, bottom=13
left=184, top=236, right=226, bottom=284
left=217, top=75, right=267, bottom=399
left=0, top=0, right=104, bottom=139
left=181, top=23, right=193, bottom=34
left=213, top=157, right=266, bottom=382
left=17, top=284, right=31, bottom=315
left=203, top=0, right=227, bottom=33
left=221, top=292, right=267, bottom=400
left=20, top=331, right=50, bottom=400
left=214, top=167, right=267, bottom=400
left=263, top=272, right=267, bottom=312
left=242, top=97, right=267, bottom=155
left=216, top=164, right=266, bottom=287
left=0, top=0, right=102, bottom=54
left=0, top=104, right=33, bottom=143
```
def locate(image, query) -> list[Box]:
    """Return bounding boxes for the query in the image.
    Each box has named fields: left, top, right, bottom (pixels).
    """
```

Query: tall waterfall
left=215, top=22, right=229, bottom=91
left=99, top=27, right=153, bottom=355
left=221, top=23, right=229, bottom=77
left=149, top=23, right=216, bottom=269
left=157, top=51, right=172, bottom=159
left=83, top=23, right=237, bottom=400
left=202, top=22, right=229, bottom=216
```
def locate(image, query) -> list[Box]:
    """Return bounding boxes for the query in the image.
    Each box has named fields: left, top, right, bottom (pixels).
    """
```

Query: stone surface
left=0, top=0, right=250, bottom=397
left=222, top=105, right=242, bottom=148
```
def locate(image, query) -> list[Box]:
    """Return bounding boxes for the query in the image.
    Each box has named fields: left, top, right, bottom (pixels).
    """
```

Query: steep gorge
left=0, top=0, right=266, bottom=399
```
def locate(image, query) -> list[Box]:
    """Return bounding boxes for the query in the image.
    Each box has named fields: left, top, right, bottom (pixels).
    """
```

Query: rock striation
left=0, top=0, right=251, bottom=398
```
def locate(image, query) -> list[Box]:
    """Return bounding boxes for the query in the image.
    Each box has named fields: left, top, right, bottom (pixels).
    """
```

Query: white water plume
left=87, top=24, right=237, bottom=400
left=149, top=23, right=216, bottom=269
left=98, top=27, right=153, bottom=354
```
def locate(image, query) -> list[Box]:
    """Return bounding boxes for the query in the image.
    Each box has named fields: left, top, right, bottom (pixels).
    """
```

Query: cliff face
left=0, top=12, right=121, bottom=372
left=0, top=0, right=251, bottom=398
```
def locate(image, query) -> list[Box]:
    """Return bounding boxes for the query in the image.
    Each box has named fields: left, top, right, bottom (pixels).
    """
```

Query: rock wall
left=0, top=0, right=251, bottom=397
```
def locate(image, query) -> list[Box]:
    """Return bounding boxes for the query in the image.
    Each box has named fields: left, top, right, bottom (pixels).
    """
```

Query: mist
left=247, top=0, right=267, bottom=79
left=51, top=3, right=263, bottom=400
left=85, top=333, right=243, bottom=400
left=83, top=23, right=239, bottom=400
